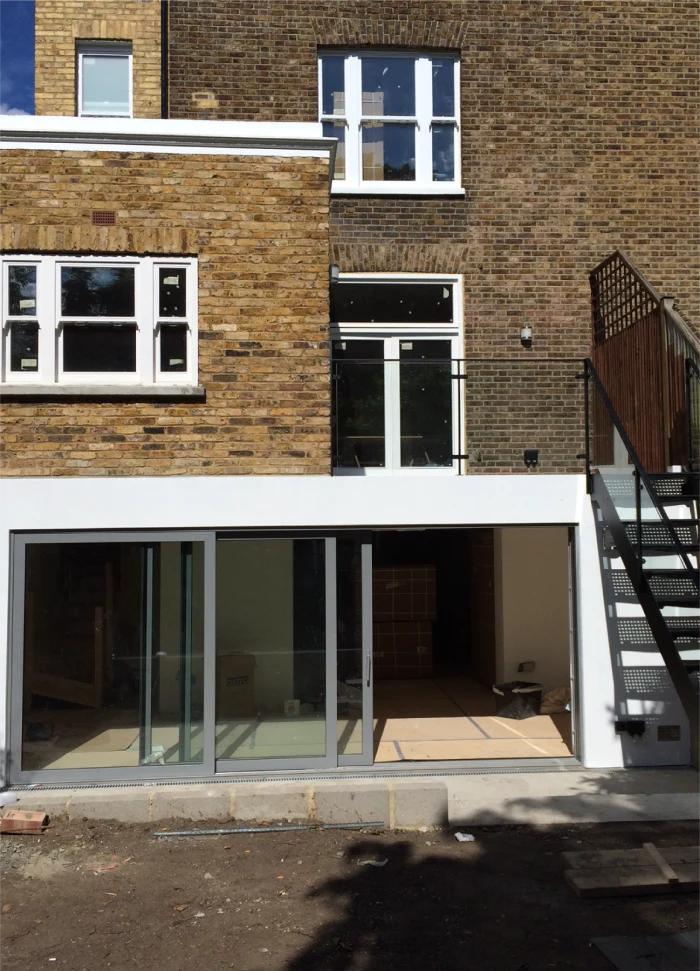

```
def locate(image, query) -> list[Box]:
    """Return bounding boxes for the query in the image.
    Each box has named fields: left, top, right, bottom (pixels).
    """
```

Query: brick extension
left=0, top=150, right=332, bottom=477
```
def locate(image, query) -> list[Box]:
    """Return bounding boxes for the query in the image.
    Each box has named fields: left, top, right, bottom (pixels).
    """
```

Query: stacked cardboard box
left=372, top=566, right=436, bottom=679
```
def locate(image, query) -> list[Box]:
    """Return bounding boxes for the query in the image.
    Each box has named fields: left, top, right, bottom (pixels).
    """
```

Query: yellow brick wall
left=0, top=149, right=332, bottom=477
left=35, top=0, right=161, bottom=117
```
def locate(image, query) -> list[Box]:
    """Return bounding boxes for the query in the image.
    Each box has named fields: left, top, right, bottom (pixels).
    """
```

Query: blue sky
left=0, top=0, right=34, bottom=114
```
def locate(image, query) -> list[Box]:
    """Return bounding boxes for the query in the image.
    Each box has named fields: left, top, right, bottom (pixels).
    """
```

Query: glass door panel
left=337, top=539, right=373, bottom=764
left=215, top=538, right=329, bottom=765
left=332, top=339, right=386, bottom=468
left=399, top=339, right=453, bottom=467
left=20, top=539, right=204, bottom=774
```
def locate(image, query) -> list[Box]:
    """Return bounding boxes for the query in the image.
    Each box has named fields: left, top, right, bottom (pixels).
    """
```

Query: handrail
left=663, top=300, right=700, bottom=360
left=583, top=358, right=698, bottom=582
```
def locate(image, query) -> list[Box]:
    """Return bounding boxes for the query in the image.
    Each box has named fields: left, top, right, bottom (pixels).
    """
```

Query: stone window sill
left=0, top=385, right=206, bottom=401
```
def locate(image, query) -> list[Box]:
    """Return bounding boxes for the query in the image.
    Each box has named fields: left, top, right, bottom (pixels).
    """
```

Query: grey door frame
left=338, top=541, right=374, bottom=766
left=8, top=530, right=217, bottom=785
left=214, top=536, right=339, bottom=773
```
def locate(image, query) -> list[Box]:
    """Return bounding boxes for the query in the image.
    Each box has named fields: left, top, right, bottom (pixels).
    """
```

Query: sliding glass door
left=11, top=531, right=375, bottom=782
left=11, top=532, right=214, bottom=784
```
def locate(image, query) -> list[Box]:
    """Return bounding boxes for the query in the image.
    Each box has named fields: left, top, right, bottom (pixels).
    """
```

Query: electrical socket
left=518, top=661, right=535, bottom=672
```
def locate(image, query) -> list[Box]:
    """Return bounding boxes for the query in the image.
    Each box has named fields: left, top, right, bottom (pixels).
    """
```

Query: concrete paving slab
left=234, top=785, right=310, bottom=822
left=69, top=788, right=151, bottom=823
left=151, top=785, right=232, bottom=821
left=314, top=783, right=389, bottom=824
left=391, top=781, right=447, bottom=829
left=11, top=789, right=75, bottom=818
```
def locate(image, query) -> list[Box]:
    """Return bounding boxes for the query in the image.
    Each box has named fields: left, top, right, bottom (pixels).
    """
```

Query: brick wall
left=167, top=0, right=699, bottom=473
left=0, top=149, right=331, bottom=477
left=35, top=0, right=161, bottom=117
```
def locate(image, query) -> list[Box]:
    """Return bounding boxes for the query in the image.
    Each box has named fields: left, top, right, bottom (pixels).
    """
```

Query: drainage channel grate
left=10, top=763, right=677, bottom=793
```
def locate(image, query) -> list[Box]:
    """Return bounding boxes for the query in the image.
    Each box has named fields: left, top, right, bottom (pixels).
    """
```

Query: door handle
left=366, top=652, right=372, bottom=688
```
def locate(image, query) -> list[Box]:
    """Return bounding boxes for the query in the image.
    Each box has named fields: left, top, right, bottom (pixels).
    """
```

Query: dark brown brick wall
left=167, top=0, right=699, bottom=473
left=0, top=149, right=331, bottom=477
left=465, top=362, right=585, bottom=474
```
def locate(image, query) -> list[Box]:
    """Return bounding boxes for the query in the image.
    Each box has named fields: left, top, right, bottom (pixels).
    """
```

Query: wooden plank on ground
left=643, top=843, right=679, bottom=883
left=565, top=863, right=698, bottom=898
left=562, top=846, right=698, bottom=869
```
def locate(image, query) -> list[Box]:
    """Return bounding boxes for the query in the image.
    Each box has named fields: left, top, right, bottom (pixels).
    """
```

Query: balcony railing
left=331, top=356, right=468, bottom=473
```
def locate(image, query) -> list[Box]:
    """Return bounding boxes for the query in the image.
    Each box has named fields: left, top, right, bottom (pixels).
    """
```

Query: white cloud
left=0, top=103, right=30, bottom=115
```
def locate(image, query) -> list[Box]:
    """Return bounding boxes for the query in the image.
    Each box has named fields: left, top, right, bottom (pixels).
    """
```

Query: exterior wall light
left=329, top=264, right=340, bottom=285
left=520, top=324, right=533, bottom=348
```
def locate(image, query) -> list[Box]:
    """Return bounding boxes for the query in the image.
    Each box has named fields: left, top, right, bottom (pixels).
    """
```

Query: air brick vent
left=657, top=725, right=681, bottom=742
left=91, top=210, right=116, bottom=226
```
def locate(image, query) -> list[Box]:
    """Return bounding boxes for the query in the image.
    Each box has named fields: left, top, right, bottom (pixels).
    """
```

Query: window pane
left=433, top=125, right=455, bottom=181
left=61, top=267, right=135, bottom=317
left=361, top=57, right=415, bottom=116
left=332, top=339, right=385, bottom=468
left=81, top=53, right=130, bottom=115
left=215, top=538, right=327, bottom=761
left=21, top=541, right=205, bottom=772
left=321, top=55, right=345, bottom=115
left=323, top=121, right=345, bottom=180
left=160, top=324, right=188, bottom=372
left=10, top=321, right=39, bottom=371
left=63, top=324, right=136, bottom=372
left=159, top=267, right=187, bottom=317
left=8, top=265, right=37, bottom=316
left=362, top=123, right=415, bottom=181
left=331, top=282, right=453, bottom=324
left=432, top=60, right=455, bottom=116
left=399, top=340, right=453, bottom=468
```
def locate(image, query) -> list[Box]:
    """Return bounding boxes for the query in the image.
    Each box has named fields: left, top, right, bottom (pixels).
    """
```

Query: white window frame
left=331, top=273, right=464, bottom=475
left=319, top=51, right=462, bottom=195
left=77, top=42, right=133, bottom=118
left=1, top=255, right=198, bottom=388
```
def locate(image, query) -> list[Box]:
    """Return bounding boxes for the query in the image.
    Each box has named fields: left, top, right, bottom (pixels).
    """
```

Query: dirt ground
left=0, top=817, right=697, bottom=971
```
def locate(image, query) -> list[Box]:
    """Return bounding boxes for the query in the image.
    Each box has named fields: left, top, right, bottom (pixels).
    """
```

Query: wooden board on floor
left=563, top=844, right=699, bottom=898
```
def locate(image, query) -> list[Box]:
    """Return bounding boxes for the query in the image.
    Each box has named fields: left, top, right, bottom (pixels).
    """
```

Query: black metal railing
left=583, top=357, right=699, bottom=760
left=686, top=356, right=700, bottom=472
left=581, top=358, right=698, bottom=579
left=330, top=357, right=468, bottom=473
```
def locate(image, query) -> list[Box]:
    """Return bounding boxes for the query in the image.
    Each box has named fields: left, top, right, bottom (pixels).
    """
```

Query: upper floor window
left=77, top=42, right=133, bottom=117
left=319, top=52, right=460, bottom=194
left=1, top=256, right=197, bottom=388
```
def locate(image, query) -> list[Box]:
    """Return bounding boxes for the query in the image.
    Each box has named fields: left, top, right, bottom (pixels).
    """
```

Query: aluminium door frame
left=8, top=530, right=216, bottom=786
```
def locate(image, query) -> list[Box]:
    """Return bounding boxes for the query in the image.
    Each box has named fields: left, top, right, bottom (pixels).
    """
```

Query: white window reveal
left=1, top=256, right=198, bottom=389
left=330, top=277, right=464, bottom=474
left=319, top=52, right=461, bottom=194
left=77, top=42, right=133, bottom=117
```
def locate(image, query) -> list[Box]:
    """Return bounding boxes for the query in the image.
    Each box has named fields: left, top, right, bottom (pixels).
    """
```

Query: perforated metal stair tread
left=611, top=570, right=699, bottom=606
left=617, top=520, right=700, bottom=553
left=614, top=617, right=700, bottom=645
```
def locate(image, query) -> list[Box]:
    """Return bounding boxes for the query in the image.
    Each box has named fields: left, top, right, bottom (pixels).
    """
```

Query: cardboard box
left=372, top=566, right=437, bottom=622
left=373, top=621, right=433, bottom=680
left=216, top=653, right=255, bottom=718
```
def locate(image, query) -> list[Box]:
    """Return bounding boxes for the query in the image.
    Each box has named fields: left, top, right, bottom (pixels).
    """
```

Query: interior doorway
left=370, top=527, right=575, bottom=762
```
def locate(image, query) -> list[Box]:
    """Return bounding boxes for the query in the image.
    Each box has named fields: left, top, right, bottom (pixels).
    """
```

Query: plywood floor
left=373, top=676, right=573, bottom=762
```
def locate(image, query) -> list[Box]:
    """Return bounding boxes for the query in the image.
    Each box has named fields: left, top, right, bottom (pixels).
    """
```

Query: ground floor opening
left=12, top=525, right=576, bottom=783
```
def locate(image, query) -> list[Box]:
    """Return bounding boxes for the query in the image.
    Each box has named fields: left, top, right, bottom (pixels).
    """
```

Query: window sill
left=0, top=384, right=206, bottom=401
left=331, top=183, right=465, bottom=197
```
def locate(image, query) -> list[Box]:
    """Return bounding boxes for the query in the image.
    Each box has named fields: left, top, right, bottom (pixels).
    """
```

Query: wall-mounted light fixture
left=329, top=264, right=340, bottom=285
left=520, top=324, right=533, bottom=348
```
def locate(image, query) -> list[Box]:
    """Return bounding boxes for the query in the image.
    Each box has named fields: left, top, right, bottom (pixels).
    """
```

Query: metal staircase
left=583, top=252, right=700, bottom=765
